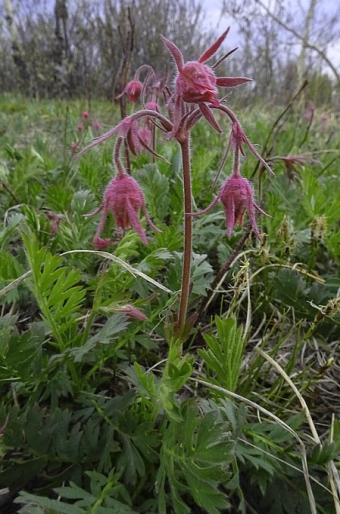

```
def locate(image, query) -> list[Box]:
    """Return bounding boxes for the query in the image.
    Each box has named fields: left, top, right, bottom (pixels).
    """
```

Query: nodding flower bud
left=145, top=101, right=159, bottom=112
left=219, top=175, right=269, bottom=239
left=190, top=173, right=270, bottom=240
left=85, top=173, right=161, bottom=248
left=46, top=211, right=64, bottom=236
left=116, top=80, right=143, bottom=103
left=116, top=304, right=148, bottom=321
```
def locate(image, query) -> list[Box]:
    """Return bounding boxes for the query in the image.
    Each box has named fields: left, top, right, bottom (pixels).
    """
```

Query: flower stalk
left=177, top=137, right=193, bottom=336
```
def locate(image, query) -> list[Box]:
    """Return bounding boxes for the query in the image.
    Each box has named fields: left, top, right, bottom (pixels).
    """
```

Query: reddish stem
left=177, top=137, right=192, bottom=335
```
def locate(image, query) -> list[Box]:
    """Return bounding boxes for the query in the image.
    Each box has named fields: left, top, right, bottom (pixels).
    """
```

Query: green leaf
left=15, top=492, right=86, bottom=514
left=69, top=314, right=129, bottom=362
left=22, top=229, right=86, bottom=346
left=135, top=164, right=170, bottom=223
left=117, top=435, right=145, bottom=485
left=0, top=458, right=47, bottom=489
left=0, top=213, right=24, bottom=247
left=200, top=316, right=245, bottom=392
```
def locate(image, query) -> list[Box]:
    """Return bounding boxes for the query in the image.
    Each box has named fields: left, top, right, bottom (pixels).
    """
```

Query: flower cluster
left=78, top=29, right=273, bottom=248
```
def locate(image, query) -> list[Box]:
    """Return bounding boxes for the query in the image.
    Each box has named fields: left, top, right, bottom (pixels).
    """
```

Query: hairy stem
left=177, top=137, right=192, bottom=335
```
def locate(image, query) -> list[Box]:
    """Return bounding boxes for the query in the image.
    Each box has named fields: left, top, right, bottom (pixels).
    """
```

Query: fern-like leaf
left=22, top=229, right=86, bottom=348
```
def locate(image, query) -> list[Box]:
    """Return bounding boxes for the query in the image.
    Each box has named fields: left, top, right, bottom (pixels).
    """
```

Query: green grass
left=1, top=94, right=340, bottom=514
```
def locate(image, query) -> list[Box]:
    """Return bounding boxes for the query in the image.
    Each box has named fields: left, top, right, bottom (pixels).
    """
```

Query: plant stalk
left=177, top=137, right=192, bottom=336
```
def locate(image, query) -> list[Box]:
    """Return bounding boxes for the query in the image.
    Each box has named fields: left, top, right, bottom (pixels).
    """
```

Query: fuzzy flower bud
left=190, top=174, right=270, bottom=240
left=219, top=175, right=269, bottom=239
left=85, top=173, right=161, bottom=248
left=116, top=304, right=148, bottom=321
left=145, top=101, right=159, bottom=112
left=46, top=211, right=65, bottom=236
left=116, top=80, right=143, bottom=103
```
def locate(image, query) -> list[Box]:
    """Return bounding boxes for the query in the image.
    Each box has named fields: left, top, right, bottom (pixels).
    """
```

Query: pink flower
left=145, top=101, right=159, bottom=112
left=116, top=304, right=148, bottom=321
left=161, top=30, right=251, bottom=136
left=70, top=142, right=78, bottom=152
left=77, top=124, right=84, bottom=132
left=85, top=173, right=161, bottom=247
left=162, top=30, right=250, bottom=105
left=177, top=61, right=219, bottom=106
left=82, top=111, right=90, bottom=119
left=46, top=211, right=65, bottom=236
left=116, top=80, right=143, bottom=103
left=92, top=121, right=101, bottom=131
left=191, top=174, right=269, bottom=239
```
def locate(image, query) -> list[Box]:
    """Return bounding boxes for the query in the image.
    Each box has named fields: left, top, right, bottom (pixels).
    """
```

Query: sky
left=199, top=0, right=340, bottom=70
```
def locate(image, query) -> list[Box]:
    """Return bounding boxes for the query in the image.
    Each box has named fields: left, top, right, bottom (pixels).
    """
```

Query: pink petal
left=199, top=103, right=222, bottom=133
left=254, top=202, right=271, bottom=217
left=226, top=195, right=236, bottom=237
left=126, top=199, right=148, bottom=245
left=198, top=28, right=230, bottom=63
left=248, top=200, right=262, bottom=240
left=90, top=206, right=109, bottom=246
left=189, top=195, right=220, bottom=216
left=160, top=35, right=184, bottom=71
left=141, top=204, right=162, bottom=233
left=216, top=77, right=252, bottom=87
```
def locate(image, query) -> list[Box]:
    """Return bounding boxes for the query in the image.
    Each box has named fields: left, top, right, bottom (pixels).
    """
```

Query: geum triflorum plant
left=77, top=28, right=273, bottom=338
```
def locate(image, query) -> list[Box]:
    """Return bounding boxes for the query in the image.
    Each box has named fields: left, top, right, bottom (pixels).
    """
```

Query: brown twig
left=250, top=80, right=309, bottom=180
left=0, top=181, right=20, bottom=204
